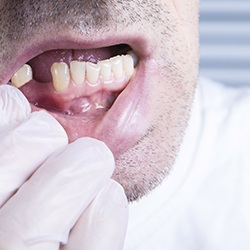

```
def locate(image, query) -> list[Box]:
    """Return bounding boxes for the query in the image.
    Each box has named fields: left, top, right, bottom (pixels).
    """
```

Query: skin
left=0, top=0, right=199, bottom=202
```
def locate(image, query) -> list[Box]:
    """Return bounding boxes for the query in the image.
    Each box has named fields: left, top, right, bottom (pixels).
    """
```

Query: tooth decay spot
left=10, top=51, right=137, bottom=91
left=11, top=64, right=32, bottom=88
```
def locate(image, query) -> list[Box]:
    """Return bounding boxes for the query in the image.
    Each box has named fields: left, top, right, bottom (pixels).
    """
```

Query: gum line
left=11, top=51, right=137, bottom=92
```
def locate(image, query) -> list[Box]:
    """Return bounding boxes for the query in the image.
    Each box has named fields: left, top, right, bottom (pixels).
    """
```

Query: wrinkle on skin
left=0, top=0, right=199, bottom=202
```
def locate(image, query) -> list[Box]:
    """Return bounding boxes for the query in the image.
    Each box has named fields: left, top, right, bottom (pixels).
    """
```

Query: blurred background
left=199, top=0, right=250, bottom=86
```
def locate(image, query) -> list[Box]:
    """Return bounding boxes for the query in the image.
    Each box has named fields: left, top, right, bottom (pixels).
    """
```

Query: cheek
left=163, top=1, right=199, bottom=63
left=174, top=1, right=199, bottom=62
left=172, top=0, right=199, bottom=19
left=114, top=35, right=198, bottom=202
left=110, top=1, right=199, bottom=201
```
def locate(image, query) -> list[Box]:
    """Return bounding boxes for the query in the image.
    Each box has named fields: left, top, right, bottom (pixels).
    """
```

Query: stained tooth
left=51, top=62, right=70, bottom=92
left=98, top=60, right=112, bottom=83
left=110, top=56, right=123, bottom=80
left=122, top=55, right=134, bottom=77
left=70, top=61, right=86, bottom=85
left=86, top=62, right=100, bottom=86
left=11, top=64, right=33, bottom=88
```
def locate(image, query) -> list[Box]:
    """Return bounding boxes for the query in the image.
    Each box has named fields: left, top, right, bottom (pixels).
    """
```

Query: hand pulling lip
left=22, top=58, right=149, bottom=157
left=1, top=32, right=154, bottom=157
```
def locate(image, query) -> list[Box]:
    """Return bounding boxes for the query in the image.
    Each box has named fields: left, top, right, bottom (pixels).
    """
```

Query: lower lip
left=30, top=61, right=149, bottom=157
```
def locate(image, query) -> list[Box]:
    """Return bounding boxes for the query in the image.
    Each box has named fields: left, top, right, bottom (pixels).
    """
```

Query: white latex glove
left=0, top=85, right=68, bottom=207
left=0, top=85, right=128, bottom=249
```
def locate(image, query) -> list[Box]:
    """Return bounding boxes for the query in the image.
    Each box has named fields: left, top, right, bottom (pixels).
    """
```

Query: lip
left=3, top=34, right=152, bottom=84
left=2, top=33, right=155, bottom=157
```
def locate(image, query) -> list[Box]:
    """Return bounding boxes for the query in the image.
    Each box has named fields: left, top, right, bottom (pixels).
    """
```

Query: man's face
left=0, top=0, right=199, bottom=201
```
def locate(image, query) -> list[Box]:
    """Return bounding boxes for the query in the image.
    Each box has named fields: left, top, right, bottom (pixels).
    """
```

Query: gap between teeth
left=11, top=51, right=138, bottom=92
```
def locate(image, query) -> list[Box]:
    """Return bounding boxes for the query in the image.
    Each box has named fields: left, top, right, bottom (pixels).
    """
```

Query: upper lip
left=3, top=32, right=154, bottom=157
left=3, top=33, right=152, bottom=85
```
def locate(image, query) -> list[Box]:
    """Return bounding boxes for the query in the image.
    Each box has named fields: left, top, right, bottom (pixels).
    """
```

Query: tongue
left=28, top=45, right=127, bottom=83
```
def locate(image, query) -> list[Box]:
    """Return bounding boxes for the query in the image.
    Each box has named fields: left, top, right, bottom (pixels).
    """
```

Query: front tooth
left=122, top=54, right=134, bottom=77
left=70, top=61, right=86, bottom=85
left=86, top=62, right=100, bottom=86
left=11, top=64, right=33, bottom=88
left=110, top=56, right=123, bottom=80
left=51, top=62, right=70, bottom=92
left=98, top=60, right=112, bottom=83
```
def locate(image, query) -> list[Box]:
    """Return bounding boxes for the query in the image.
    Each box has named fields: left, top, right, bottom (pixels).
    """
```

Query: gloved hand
left=0, top=85, right=128, bottom=250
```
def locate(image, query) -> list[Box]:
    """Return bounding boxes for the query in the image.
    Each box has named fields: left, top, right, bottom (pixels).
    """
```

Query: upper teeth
left=11, top=52, right=137, bottom=92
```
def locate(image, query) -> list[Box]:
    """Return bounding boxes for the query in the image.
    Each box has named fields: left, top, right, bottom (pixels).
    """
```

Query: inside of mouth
left=19, top=43, right=134, bottom=117
left=33, top=89, right=120, bottom=117
left=28, top=44, right=131, bottom=83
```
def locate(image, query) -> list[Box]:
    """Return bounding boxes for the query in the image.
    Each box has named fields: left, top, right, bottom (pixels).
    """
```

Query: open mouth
left=11, top=44, right=137, bottom=116
left=7, top=40, right=149, bottom=157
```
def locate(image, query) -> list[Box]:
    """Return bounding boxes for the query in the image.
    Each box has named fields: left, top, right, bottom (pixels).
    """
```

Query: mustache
left=1, top=0, right=111, bottom=39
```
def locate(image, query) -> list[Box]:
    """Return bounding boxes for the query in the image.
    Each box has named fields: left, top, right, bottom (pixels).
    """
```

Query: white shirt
left=124, top=78, right=250, bottom=250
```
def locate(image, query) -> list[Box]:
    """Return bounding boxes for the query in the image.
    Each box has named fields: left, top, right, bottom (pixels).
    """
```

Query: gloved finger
left=0, top=110, right=68, bottom=207
left=0, top=238, right=59, bottom=250
left=0, top=85, right=31, bottom=129
left=61, top=180, right=128, bottom=250
left=0, top=138, right=115, bottom=249
left=0, top=238, right=26, bottom=250
left=0, top=80, right=67, bottom=207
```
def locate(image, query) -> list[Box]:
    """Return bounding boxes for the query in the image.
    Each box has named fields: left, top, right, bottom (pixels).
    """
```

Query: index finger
left=0, top=86, right=68, bottom=207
